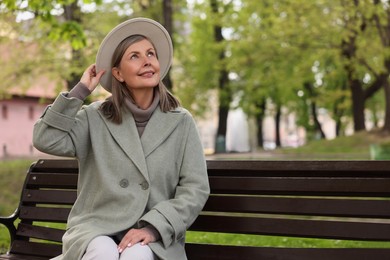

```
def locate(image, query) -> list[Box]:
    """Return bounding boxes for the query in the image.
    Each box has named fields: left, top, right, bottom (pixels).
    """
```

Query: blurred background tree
left=2, top=0, right=390, bottom=152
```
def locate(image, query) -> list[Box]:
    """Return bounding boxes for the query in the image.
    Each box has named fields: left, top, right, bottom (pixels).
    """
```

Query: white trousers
left=81, top=236, right=156, bottom=260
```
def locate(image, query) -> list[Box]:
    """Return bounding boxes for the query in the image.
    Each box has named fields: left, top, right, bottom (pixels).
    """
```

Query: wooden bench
left=1, top=159, right=390, bottom=260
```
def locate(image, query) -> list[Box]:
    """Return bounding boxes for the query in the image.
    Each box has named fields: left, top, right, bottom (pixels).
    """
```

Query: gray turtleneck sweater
left=68, top=82, right=159, bottom=137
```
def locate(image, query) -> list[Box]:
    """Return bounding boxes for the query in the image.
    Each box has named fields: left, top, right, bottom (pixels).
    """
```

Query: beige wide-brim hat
left=96, top=17, right=173, bottom=92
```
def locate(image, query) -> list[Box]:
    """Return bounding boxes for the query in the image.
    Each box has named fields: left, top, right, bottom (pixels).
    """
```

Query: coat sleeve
left=33, top=93, right=91, bottom=158
left=139, top=112, right=210, bottom=248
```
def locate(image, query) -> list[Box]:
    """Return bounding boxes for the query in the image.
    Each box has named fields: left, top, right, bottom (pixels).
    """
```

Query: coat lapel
left=98, top=109, right=148, bottom=178
left=97, top=107, right=184, bottom=177
left=141, top=108, right=184, bottom=157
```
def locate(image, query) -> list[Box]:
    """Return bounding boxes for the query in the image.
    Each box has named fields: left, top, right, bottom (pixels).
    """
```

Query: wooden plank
left=9, top=240, right=61, bottom=258
left=19, top=206, right=70, bottom=222
left=186, top=244, right=390, bottom=260
left=22, top=189, right=77, bottom=205
left=209, top=176, right=390, bottom=196
left=31, top=159, right=78, bottom=173
left=26, top=173, right=78, bottom=189
left=206, top=160, right=390, bottom=174
left=16, top=223, right=65, bottom=242
left=189, top=215, right=390, bottom=240
left=204, top=196, right=390, bottom=218
left=0, top=254, right=50, bottom=260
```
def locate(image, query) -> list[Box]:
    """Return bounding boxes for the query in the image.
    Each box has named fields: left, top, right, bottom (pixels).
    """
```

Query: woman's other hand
left=117, top=226, right=159, bottom=253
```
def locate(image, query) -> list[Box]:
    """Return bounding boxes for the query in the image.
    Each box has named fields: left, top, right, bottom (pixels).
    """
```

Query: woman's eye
left=130, top=54, right=138, bottom=60
left=147, top=51, right=156, bottom=57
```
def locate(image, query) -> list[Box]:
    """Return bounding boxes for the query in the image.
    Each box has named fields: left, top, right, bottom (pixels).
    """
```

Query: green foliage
left=2, top=0, right=390, bottom=138
left=2, top=0, right=87, bottom=49
left=174, top=3, right=220, bottom=116
left=48, top=21, right=86, bottom=50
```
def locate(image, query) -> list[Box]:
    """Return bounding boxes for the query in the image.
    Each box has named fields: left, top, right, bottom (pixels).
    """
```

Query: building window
left=1, top=105, right=8, bottom=120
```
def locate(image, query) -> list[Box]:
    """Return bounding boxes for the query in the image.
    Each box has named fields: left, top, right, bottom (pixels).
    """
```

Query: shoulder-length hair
left=100, top=34, right=180, bottom=124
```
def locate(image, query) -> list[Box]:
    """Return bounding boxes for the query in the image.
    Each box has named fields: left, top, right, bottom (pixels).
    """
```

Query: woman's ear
left=112, top=67, right=124, bottom=82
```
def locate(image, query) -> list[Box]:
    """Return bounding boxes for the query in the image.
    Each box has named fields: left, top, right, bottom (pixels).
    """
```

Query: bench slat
left=190, top=215, right=390, bottom=240
left=26, top=173, right=78, bottom=189
left=209, top=176, right=390, bottom=196
left=16, top=223, right=64, bottom=242
left=0, top=254, right=50, bottom=260
left=9, top=240, right=61, bottom=258
left=186, top=243, right=390, bottom=260
left=19, top=206, right=70, bottom=223
left=204, top=195, right=390, bottom=218
left=206, top=160, right=390, bottom=174
left=22, top=189, right=77, bottom=205
left=31, top=159, right=78, bottom=173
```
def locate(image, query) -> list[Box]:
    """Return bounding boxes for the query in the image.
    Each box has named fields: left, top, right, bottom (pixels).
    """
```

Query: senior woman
left=33, top=17, right=210, bottom=260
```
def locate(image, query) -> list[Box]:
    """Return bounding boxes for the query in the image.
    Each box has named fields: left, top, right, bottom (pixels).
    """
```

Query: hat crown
left=96, top=17, right=173, bottom=92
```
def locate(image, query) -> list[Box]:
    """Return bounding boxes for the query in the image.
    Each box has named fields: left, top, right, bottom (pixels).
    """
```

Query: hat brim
left=96, top=17, right=173, bottom=92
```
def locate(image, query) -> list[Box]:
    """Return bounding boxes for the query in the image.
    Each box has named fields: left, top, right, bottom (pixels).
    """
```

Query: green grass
left=186, top=231, right=390, bottom=248
left=277, top=129, right=390, bottom=159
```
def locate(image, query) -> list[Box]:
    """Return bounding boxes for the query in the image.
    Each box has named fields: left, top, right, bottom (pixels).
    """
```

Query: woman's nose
left=143, top=57, right=151, bottom=66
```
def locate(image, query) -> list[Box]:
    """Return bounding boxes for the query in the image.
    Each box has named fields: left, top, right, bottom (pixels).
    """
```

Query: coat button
left=119, top=179, right=129, bottom=188
left=140, top=181, right=149, bottom=190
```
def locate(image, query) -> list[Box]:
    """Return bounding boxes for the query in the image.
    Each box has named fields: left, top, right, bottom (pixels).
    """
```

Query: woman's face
left=112, top=39, right=160, bottom=90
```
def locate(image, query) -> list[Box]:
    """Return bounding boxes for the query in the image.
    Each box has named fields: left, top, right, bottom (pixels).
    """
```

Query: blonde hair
left=100, top=35, right=180, bottom=124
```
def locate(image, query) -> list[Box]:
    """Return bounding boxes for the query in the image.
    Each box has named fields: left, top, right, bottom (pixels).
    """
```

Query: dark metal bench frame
left=1, top=159, right=390, bottom=259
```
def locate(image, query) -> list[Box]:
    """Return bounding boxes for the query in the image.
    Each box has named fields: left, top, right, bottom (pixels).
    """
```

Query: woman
left=33, top=17, right=210, bottom=260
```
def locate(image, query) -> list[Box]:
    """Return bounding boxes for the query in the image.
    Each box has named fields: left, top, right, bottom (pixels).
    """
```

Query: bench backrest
left=9, top=159, right=78, bottom=258
left=186, top=160, right=390, bottom=259
left=8, top=159, right=390, bottom=259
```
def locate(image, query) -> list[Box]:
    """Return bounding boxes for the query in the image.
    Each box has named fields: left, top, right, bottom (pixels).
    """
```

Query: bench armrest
left=0, top=209, right=19, bottom=244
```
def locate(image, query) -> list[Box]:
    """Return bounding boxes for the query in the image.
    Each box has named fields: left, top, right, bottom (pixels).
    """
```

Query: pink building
left=0, top=74, right=61, bottom=158
left=0, top=95, right=50, bottom=158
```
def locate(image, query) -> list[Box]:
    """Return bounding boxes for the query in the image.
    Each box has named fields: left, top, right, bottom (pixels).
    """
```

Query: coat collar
left=98, top=107, right=184, bottom=178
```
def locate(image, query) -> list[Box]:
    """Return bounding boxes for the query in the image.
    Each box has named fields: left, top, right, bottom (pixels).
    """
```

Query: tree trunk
left=310, top=99, right=326, bottom=139
left=255, top=98, right=266, bottom=148
left=350, top=77, right=366, bottom=131
left=256, top=115, right=263, bottom=148
left=275, top=104, right=281, bottom=147
left=211, top=0, right=231, bottom=153
left=383, top=80, right=390, bottom=131
left=162, top=0, right=173, bottom=91
left=63, top=2, right=83, bottom=91
left=304, top=82, right=326, bottom=139
left=340, top=0, right=367, bottom=132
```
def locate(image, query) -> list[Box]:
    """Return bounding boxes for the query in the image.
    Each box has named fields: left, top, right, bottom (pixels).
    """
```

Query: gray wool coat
left=33, top=93, right=210, bottom=260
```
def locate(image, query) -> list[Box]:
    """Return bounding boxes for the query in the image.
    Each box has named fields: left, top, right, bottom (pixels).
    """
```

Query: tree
left=338, top=0, right=390, bottom=132
left=228, top=1, right=339, bottom=145
left=174, top=0, right=247, bottom=153
left=210, top=0, right=232, bottom=153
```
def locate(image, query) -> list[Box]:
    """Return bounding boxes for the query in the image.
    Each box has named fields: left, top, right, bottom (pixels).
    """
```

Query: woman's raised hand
left=80, top=64, right=105, bottom=92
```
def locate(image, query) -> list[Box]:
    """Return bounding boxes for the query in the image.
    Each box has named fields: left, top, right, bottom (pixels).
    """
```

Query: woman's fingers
left=117, top=228, right=155, bottom=253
